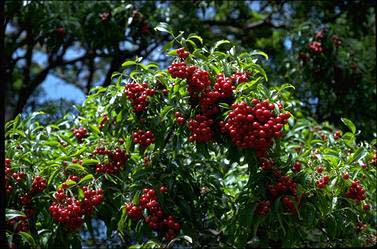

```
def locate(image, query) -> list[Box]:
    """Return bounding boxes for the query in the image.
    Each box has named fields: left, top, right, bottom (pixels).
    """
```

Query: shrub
left=5, top=33, right=376, bottom=248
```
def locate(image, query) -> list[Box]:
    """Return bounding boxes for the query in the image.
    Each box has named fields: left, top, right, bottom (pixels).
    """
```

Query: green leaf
left=6, top=209, right=26, bottom=221
left=122, top=60, right=137, bottom=67
left=58, top=179, right=77, bottom=189
left=89, top=124, right=101, bottom=136
left=246, top=63, right=268, bottom=81
left=19, top=232, right=37, bottom=248
left=250, top=50, right=269, bottom=60
left=143, top=240, right=160, bottom=248
left=341, top=118, right=356, bottom=134
left=48, top=167, right=61, bottom=185
left=167, top=235, right=193, bottom=248
left=163, top=40, right=174, bottom=51
left=347, top=147, right=367, bottom=164
left=65, top=163, right=87, bottom=173
left=78, top=174, right=94, bottom=184
left=82, top=158, right=99, bottom=166
left=71, top=146, right=87, bottom=157
left=188, top=34, right=203, bottom=44
left=78, top=188, right=84, bottom=200
left=212, top=40, right=231, bottom=52
left=132, top=191, right=141, bottom=205
left=167, top=49, right=177, bottom=56
left=154, top=22, right=172, bottom=34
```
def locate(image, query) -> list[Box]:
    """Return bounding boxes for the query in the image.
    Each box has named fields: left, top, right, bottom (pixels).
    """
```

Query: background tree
left=4, top=0, right=376, bottom=140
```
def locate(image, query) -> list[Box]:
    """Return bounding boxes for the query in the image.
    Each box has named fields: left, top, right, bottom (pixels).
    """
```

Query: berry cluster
left=31, top=176, right=47, bottom=193
left=175, top=112, right=186, bottom=125
left=125, top=187, right=181, bottom=241
left=124, top=82, right=156, bottom=113
left=220, top=100, right=289, bottom=152
left=292, top=162, right=302, bottom=173
left=316, top=166, right=324, bottom=174
left=334, top=130, right=341, bottom=140
left=125, top=203, right=143, bottom=220
left=282, top=195, right=297, bottom=213
left=12, top=171, right=27, bottom=183
left=69, top=175, right=80, bottom=182
left=342, top=172, right=350, bottom=180
left=72, top=127, right=88, bottom=141
left=93, top=147, right=129, bottom=174
left=5, top=159, right=13, bottom=194
left=167, top=50, right=286, bottom=155
left=168, top=62, right=189, bottom=79
left=6, top=180, right=13, bottom=194
left=230, top=72, right=251, bottom=84
left=188, top=114, right=214, bottom=142
left=256, top=200, right=271, bottom=216
left=20, top=193, right=32, bottom=206
left=268, top=176, right=298, bottom=198
left=49, top=187, right=103, bottom=230
left=265, top=175, right=302, bottom=214
left=314, top=30, right=326, bottom=40
left=214, top=74, right=234, bottom=98
left=316, top=175, right=330, bottom=188
left=346, top=180, right=366, bottom=201
left=363, top=203, right=370, bottom=210
left=259, top=158, right=274, bottom=171
left=187, top=69, right=211, bottom=97
left=176, top=48, right=190, bottom=59
left=7, top=216, right=29, bottom=232
left=133, top=130, right=155, bottom=147
left=356, top=223, right=368, bottom=232
left=198, top=72, right=251, bottom=116
left=308, top=41, right=323, bottom=53
left=199, top=91, right=221, bottom=116
left=168, top=62, right=211, bottom=99
left=81, top=186, right=104, bottom=215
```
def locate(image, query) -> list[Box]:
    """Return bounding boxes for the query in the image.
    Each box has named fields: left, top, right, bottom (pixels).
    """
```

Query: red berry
left=316, top=166, right=323, bottom=174
left=342, top=172, right=350, bottom=180
left=160, top=186, right=168, bottom=193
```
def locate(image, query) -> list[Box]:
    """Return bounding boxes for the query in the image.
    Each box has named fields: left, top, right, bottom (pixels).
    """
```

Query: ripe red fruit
left=308, top=41, right=323, bottom=53
left=363, top=204, right=370, bottom=210
left=342, top=172, right=350, bottom=180
left=316, top=180, right=325, bottom=189
left=188, top=114, right=214, bottom=143
left=177, top=117, right=185, bottom=125
left=292, top=162, right=302, bottom=172
left=360, top=162, right=367, bottom=169
left=133, top=130, right=155, bottom=147
left=99, top=11, right=111, bottom=22
left=323, top=176, right=329, bottom=184
left=160, top=186, right=168, bottom=193
left=176, top=48, right=190, bottom=59
left=55, top=27, right=65, bottom=36
left=124, top=82, right=155, bottom=113
left=316, top=166, right=323, bottom=174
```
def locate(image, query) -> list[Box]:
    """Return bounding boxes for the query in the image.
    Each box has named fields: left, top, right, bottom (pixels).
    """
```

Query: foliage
left=279, top=11, right=376, bottom=141
left=5, top=34, right=377, bottom=248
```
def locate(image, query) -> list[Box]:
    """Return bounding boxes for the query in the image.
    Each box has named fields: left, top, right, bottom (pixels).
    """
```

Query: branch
left=202, top=15, right=288, bottom=31
left=11, top=54, right=88, bottom=119
left=22, top=24, right=34, bottom=85
left=85, top=53, right=95, bottom=94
